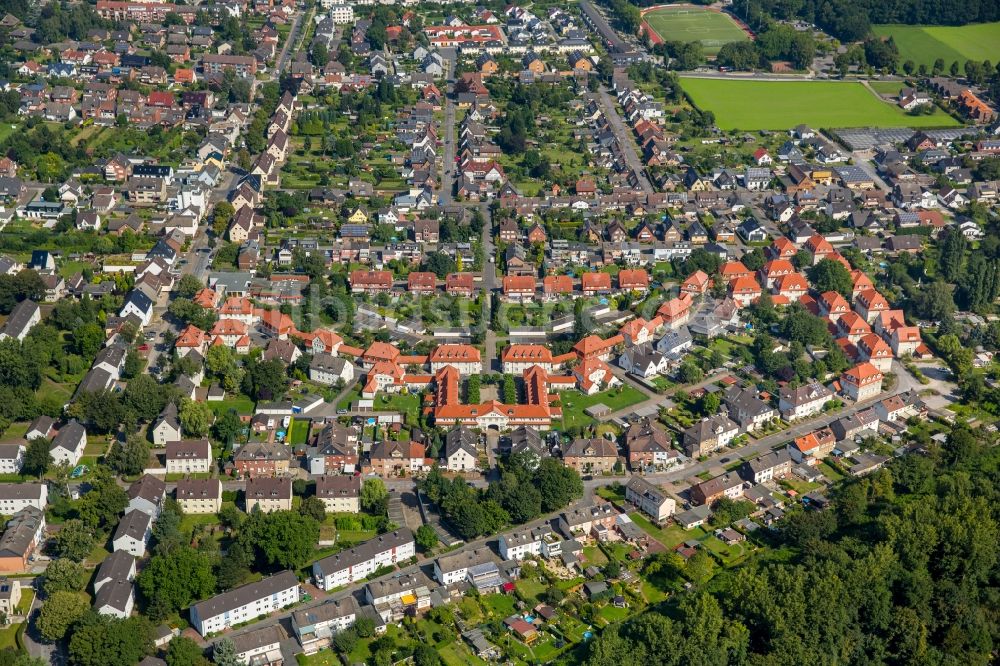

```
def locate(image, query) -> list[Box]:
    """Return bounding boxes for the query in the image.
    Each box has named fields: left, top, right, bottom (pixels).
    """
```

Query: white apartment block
left=0, top=484, right=47, bottom=515
left=498, top=525, right=552, bottom=561
left=0, top=445, right=24, bottom=475
left=190, top=571, right=300, bottom=636
left=323, top=3, right=355, bottom=23
left=312, top=529, right=415, bottom=590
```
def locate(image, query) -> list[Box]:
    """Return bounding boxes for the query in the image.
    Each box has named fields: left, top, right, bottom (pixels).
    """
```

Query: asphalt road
left=596, top=85, right=653, bottom=195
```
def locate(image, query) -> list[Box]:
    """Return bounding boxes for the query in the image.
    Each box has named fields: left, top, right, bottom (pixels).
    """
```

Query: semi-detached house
left=312, top=529, right=415, bottom=590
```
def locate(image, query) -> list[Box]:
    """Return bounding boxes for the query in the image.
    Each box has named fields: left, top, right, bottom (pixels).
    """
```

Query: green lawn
left=558, top=386, right=647, bottom=430
left=0, top=122, right=19, bottom=144
left=872, top=22, right=1000, bottom=69
left=208, top=395, right=256, bottom=416
left=583, top=545, right=608, bottom=566
left=288, top=418, right=310, bottom=446
left=439, top=642, right=488, bottom=666
left=643, top=6, right=749, bottom=55
left=480, top=593, right=516, bottom=619
left=0, top=624, right=19, bottom=651
left=515, top=577, right=548, bottom=602
left=681, top=77, right=961, bottom=130
left=598, top=604, right=631, bottom=623
left=629, top=512, right=707, bottom=549
left=868, top=80, right=905, bottom=96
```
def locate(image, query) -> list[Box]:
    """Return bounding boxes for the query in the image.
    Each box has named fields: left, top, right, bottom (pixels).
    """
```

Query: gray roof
left=743, top=449, right=791, bottom=476
left=113, top=509, right=151, bottom=543
left=293, top=595, right=359, bottom=629
left=445, top=426, right=478, bottom=459
left=230, top=625, right=284, bottom=655
left=1, top=299, right=38, bottom=338
left=313, top=529, right=414, bottom=576
left=436, top=546, right=493, bottom=576
left=0, top=483, right=44, bottom=502
left=625, top=476, right=669, bottom=504
left=191, top=570, right=298, bottom=621
left=365, top=571, right=433, bottom=602
left=94, top=579, right=132, bottom=612
left=95, top=550, right=135, bottom=588
left=128, top=474, right=166, bottom=504
left=0, top=507, right=43, bottom=558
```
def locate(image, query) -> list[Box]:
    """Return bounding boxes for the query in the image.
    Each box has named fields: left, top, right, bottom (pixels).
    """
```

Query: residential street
left=596, top=85, right=654, bottom=195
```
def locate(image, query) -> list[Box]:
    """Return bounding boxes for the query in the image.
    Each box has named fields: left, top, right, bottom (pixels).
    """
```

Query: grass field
left=681, top=77, right=961, bottom=129
left=643, top=5, right=748, bottom=55
left=871, top=22, right=1000, bottom=69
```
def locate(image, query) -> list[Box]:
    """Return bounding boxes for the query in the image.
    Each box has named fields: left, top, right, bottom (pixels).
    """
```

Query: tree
left=121, top=350, right=143, bottom=380
left=413, top=644, right=441, bottom=666
left=212, top=202, right=235, bottom=238
left=52, top=520, right=95, bottom=561
left=421, top=252, right=456, bottom=278
left=534, top=457, right=583, bottom=512
left=42, top=559, right=87, bottom=595
left=212, top=639, right=241, bottom=666
left=137, top=546, right=217, bottom=621
left=22, top=437, right=50, bottom=478
left=106, top=435, right=148, bottom=476
left=354, top=616, right=376, bottom=638
left=179, top=398, right=213, bottom=437
left=122, top=374, right=167, bottom=423
left=678, top=361, right=704, bottom=384
left=212, top=409, right=243, bottom=445
left=77, top=471, right=129, bottom=531
left=36, top=591, right=89, bottom=641
left=77, top=389, right=123, bottom=433
left=331, top=628, right=358, bottom=655
left=684, top=550, right=716, bottom=585
left=361, top=477, right=388, bottom=513
left=235, top=511, right=320, bottom=570
left=166, top=637, right=209, bottom=666
left=716, top=41, right=759, bottom=70
left=67, top=613, right=154, bottom=666
left=415, top=524, right=438, bottom=551
left=176, top=275, right=204, bottom=299
left=300, top=496, right=326, bottom=522
left=808, top=258, right=853, bottom=296
left=939, top=228, right=967, bottom=282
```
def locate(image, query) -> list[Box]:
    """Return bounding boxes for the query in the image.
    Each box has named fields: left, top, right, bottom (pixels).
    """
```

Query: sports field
left=680, top=77, right=962, bottom=130
left=642, top=5, right=749, bottom=55
left=871, top=22, right=1000, bottom=69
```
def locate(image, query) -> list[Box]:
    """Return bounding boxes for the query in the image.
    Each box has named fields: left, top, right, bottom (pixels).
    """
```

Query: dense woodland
left=582, top=425, right=1000, bottom=666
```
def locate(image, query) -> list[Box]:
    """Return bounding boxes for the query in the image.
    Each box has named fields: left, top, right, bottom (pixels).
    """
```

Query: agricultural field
left=642, top=5, right=749, bottom=55
left=680, top=77, right=961, bottom=130
left=871, top=22, right=1000, bottom=69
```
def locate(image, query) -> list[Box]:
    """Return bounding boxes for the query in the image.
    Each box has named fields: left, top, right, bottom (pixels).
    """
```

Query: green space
left=558, top=386, right=647, bottom=430
left=288, top=418, right=310, bottom=446
left=515, top=577, right=547, bottom=602
left=643, top=6, right=749, bottom=55
left=868, top=80, right=906, bottom=96
left=630, top=511, right=708, bottom=550
left=0, top=624, right=19, bottom=651
left=0, top=122, right=19, bottom=144
left=681, top=77, right=961, bottom=130
left=871, top=22, right=1000, bottom=69
left=208, top=395, right=256, bottom=416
